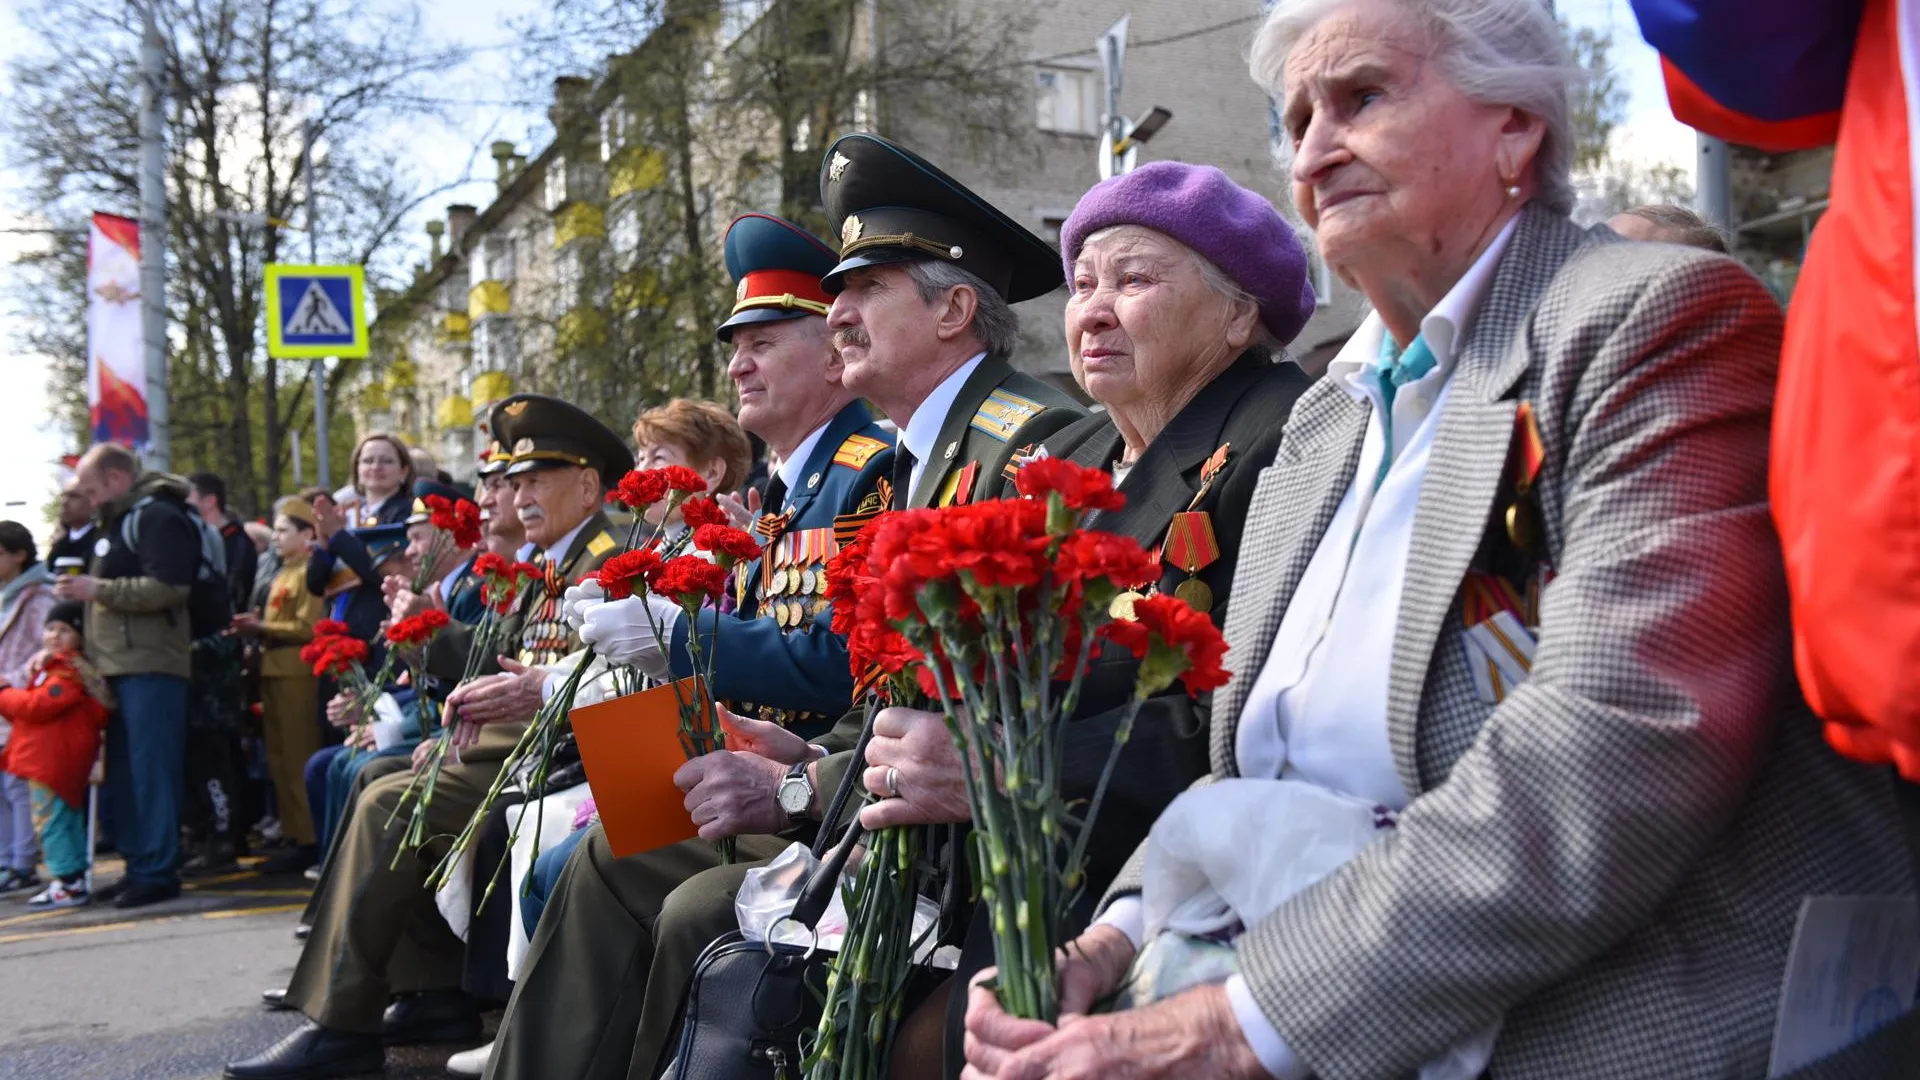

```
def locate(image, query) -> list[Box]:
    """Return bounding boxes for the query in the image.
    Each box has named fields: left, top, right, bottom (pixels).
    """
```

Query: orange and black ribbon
left=755, top=509, right=795, bottom=548
left=1163, top=511, right=1222, bottom=574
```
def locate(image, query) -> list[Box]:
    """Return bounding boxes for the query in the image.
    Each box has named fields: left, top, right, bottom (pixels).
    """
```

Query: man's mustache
left=834, top=327, right=870, bottom=352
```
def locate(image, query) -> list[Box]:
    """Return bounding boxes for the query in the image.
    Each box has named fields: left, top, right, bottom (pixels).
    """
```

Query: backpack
left=121, top=495, right=233, bottom=641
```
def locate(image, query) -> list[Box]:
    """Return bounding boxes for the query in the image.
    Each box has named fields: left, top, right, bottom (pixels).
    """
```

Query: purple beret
left=1060, top=161, right=1317, bottom=345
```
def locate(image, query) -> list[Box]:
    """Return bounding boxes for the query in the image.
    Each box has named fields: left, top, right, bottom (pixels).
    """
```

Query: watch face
left=778, top=776, right=810, bottom=815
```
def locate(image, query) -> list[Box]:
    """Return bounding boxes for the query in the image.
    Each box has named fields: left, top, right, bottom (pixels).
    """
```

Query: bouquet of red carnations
left=803, top=461, right=1229, bottom=1079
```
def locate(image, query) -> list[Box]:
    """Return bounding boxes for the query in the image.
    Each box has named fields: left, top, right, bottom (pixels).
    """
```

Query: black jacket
left=939, top=352, right=1315, bottom=1077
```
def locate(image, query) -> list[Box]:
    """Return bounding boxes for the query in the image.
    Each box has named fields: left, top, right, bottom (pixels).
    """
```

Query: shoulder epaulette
left=586, top=531, right=616, bottom=558
left=832, top=432, right=889, bottom=471
left=970, top=388, right=1047, bottom=442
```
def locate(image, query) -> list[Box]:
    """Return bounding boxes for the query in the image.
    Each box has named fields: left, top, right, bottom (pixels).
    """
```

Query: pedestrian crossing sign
left=264, top=264, right=368, bottom=359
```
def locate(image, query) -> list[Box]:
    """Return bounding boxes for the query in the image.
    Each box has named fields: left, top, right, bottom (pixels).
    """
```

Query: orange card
left=570, top=676, right=712, bottom=859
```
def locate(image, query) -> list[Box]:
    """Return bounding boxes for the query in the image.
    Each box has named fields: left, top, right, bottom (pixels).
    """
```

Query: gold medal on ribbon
left=1173, top=577, right=1214, bottom=613
left=1109, top=590, right=1143, bottom=621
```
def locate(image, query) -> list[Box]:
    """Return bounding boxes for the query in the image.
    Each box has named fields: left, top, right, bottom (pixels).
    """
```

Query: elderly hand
left=229, top=612, right=265, bottom=637
left=716, top=490, right=758, bottom=531
left=964, top=922, right=1137, bottom=1076
left=52, top=574, right=97, bottom=602
left=347, top=723, right=379, bottom=751
left=717, top=705, right=815, bottom=766
left=963, top=976, right=1264, bottom=1080
left=859, top=706, right=971, bottom=830
left=562, top=579, right=606, bottom=631
left=446, top=657, right=546, bottom=747
left=580, top=595, right=676, bottom=676
left=410, top=737, right=437, bottom=773
left=673, top=749, right=789, bottom=841
left=386, top=577, right=437, bottom=621
left=325, top=692, right=362, bottom=729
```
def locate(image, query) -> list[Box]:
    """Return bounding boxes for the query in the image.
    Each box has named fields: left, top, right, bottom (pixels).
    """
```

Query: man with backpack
left=58, top=442, right=214, bottom=908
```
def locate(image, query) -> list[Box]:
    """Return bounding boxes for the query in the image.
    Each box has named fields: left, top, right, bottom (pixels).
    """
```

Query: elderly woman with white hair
left=962, top=1, right=1912, bottom=1078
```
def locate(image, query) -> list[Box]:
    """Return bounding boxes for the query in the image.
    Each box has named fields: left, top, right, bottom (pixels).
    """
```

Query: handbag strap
left=808, top=698, right=879, bottom=859
left=790, top=805, right=865, bottom=930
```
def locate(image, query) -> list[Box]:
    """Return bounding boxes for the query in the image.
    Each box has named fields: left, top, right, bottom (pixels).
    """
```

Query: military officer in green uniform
left=484, top=137, right=1085, bottom=1080
left=226, top=395, right=631, bottom=1080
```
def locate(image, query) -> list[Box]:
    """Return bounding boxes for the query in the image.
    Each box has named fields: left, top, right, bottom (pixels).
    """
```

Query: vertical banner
left=86, top=212, right=149, bottom=447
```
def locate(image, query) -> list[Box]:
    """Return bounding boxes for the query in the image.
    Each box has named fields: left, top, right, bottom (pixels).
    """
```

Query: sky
left=0, top=0, right=1695, bottom=538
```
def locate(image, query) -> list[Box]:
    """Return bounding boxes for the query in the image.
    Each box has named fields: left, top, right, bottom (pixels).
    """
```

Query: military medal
left=1504, top=403, right=1547, bottom=556
left=1109, top=591, right=1143, bottom=620
left=1162, top=511, right=1222, bottom=613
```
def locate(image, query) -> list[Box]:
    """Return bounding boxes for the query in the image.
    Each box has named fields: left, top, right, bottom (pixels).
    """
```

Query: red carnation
left=472, top=552, right=511, bottom=579
left=1054, top=531, right=1157, bottom=593
left=692, top=524, right=761, bottom=568
left=597, top=547, right=665, bottom=601
left=659, top=465, right=707, bottom=494
left=511, top=561, right=543, bottom=580
left=649, top=555, right=727, bottom=606
left=1103, top=592, right=1230, bottom=698
left=680, top=497, right=727, bottom=530
left=309, top=636, right=369, bottom=678
left=419, top=609, right=451, bottom=632
left=314, top=619, right=351, bottom=638
left=608, top=469, right=669, bottom=510
left=1015, top=458, right=1125, bottom=513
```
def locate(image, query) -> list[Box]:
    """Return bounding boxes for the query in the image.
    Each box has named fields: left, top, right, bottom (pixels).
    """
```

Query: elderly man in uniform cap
left=483, top=139, right=1085, bottom=1080
left=226, top=395, right=629, bottom=1080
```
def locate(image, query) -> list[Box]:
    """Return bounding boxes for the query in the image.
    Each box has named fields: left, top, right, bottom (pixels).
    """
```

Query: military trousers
left=299, top=750, right=411, bottom=928
left=284, top=754, right=503, bottom=1032
left=484, top=827, right=789, bottom=1080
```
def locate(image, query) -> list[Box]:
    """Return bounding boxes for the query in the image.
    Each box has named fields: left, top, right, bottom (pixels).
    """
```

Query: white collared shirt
left=897, top=352, right=987, bottom=494
left=1098, top=215, right=1521, bottom=1080
left=774, top=420, right=833, bottom=509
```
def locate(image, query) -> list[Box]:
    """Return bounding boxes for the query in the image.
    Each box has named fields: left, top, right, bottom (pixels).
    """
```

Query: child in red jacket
left=0, top=602, right=110, bottom=907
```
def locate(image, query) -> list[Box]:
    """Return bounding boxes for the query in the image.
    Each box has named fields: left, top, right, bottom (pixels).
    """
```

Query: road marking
left=0, top=903, right=305, bottom=945
left=0, top=909, right=75, bottom=930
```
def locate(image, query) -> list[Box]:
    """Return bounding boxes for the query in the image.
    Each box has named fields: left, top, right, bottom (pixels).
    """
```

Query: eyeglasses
left=360, top=456, right=401, bottom=467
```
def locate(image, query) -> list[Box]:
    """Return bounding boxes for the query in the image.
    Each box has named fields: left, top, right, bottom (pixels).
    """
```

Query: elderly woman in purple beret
left=964, top=0, right=1909, bottom=1078
left=848, top=160, right=1319, bottom=1076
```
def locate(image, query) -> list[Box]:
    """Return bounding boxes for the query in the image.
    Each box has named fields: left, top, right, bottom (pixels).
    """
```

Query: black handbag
left=661, top=714, right=879, bottom=1080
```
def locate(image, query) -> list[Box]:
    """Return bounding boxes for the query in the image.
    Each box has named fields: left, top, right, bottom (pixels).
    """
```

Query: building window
left=1035, top=65, right=1101, bottom=137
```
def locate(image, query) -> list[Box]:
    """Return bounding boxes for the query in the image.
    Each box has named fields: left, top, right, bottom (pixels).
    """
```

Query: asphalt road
left=0, top=857, right=496, bottom=1080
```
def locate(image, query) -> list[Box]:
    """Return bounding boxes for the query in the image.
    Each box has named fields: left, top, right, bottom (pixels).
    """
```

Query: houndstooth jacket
left=1104, top=204, right=1915, bottom=1079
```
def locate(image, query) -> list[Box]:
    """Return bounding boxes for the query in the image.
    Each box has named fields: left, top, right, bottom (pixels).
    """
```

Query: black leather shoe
left=380, top=989, right=482, bottom=1046
left=261, top=987, right=293, bottom=1011
left=293, top=923, right=311, bottom=941
left=223, top=1020, right=382, bottom=1079
left=113, top=880, right=180, bottom=909
left=92, top=879, right=126, bottom=903
left=261, top=846, right=318, bottom=876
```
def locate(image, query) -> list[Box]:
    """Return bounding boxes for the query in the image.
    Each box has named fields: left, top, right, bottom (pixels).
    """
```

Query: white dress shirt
left=1098, top=215, right=1520, bottom=1079
left=774, top=421, right=831, bottom=505
left=897, top=352, right=986, bottom=494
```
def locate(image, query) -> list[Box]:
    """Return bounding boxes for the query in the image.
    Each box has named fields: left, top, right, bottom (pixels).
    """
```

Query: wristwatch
left=776, top=760, right=814, bottom=821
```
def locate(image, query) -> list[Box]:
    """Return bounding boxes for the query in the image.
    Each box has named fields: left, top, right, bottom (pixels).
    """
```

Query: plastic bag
left=736, top=841, right=950, bottom=966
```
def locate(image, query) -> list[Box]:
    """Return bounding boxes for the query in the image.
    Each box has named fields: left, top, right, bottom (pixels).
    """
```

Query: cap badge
left=842, top=214, right=864, bottom=246
left=513, top=437, right=535, bottom=454
left=829, top=152, right=852, bottom=183
left=504, top=400, right=529, bottom=417
left=736, top=278, right=749, bottom=302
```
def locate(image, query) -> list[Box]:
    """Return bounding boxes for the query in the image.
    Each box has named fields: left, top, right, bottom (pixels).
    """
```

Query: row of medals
left=765, top=562, right=831, bottom=629
left=1109, top=574, right=1214, bottom=621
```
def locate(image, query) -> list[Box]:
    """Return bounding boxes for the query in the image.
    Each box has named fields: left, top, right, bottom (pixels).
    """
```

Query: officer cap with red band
left=717, top=213, right=840, bottom=342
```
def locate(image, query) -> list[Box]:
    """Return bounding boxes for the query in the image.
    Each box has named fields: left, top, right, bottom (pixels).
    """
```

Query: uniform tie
left=891, top=446, right=917, bottom=511
left=755, top=474, right=793, bottom=547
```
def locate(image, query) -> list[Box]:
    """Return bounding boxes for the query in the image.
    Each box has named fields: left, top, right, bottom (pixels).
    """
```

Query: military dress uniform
left=274, top=395, right=629, bottom=1043
left=486, top=145, right=1087, bottom=1080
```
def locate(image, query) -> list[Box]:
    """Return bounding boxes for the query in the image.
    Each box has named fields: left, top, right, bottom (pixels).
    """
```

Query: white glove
left=562, top=579, right=606, bottom=631
left=580, top=595, right=681, bottom=677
